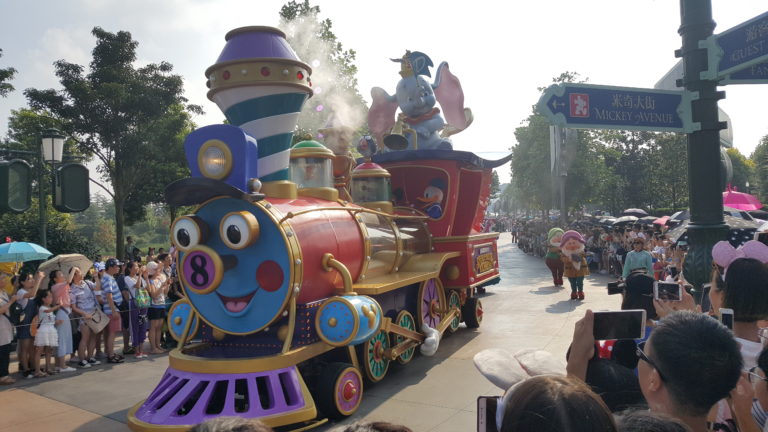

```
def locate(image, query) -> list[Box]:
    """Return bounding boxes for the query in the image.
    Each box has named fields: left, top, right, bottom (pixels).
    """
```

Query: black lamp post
left=39, top=128, right=66, bottom=249
left=679, top=0, right=728, bottom=294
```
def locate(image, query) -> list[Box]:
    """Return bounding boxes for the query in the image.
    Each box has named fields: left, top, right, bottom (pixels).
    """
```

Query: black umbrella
left=667, top=216, right=761, bottom=248
left=622, top=208, right=649, bottom=217
left=670, top=210, right=690, bottom=221
left=613, top=215, right=639, bottom=226
left=637, top=215, right=658, bottom=225
left=749, top=209, right=768, bottom=220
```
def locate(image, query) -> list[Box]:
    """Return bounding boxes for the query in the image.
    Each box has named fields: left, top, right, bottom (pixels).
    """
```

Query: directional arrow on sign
left=701, top=11, right=768, bottom=80
left=537, top=83, right=698, bottom=133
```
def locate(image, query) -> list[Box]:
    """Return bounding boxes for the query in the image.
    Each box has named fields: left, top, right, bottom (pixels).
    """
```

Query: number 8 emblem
left=180, top=245, right=224, bottom=294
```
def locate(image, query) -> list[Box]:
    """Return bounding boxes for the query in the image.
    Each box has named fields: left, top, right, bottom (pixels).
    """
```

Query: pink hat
left=560, top=230, right=585, bottom=247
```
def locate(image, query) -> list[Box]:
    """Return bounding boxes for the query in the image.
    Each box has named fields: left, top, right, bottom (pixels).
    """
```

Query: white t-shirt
left=736, top=336, right=763, bottom=370
left=15, top=288, right=29, bottom=309
left=124, top=275, right=140, bottom=299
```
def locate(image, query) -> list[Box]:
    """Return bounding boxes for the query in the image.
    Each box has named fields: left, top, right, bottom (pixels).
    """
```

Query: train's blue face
left=171, top=197, right=293, bottom=334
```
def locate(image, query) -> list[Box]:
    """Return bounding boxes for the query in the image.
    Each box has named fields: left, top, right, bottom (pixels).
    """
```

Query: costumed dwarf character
left=561, top=230, right=590, bottom=300
left=545, top=228, right=565, bottom=288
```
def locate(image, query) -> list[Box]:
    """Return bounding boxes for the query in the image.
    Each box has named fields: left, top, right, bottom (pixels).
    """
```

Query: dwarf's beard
left=565, top=244, right=585, bottom=254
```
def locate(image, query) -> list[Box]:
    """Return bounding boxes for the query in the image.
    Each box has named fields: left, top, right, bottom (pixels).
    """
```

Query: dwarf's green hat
left=547, top=228, right=564, bottom=241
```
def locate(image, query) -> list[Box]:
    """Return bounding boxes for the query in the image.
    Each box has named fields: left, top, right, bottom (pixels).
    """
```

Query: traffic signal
left=0, top=159, right=32, bottom=213
left=53, top=162, right=90, bottom=212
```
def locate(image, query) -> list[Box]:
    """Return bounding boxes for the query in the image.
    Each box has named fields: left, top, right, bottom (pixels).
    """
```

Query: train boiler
left=127, top=26, right=507, bottom=432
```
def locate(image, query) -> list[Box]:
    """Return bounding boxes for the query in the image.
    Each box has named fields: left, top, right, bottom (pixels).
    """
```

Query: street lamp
left=38, top=128, right=66, bottom=248
left=746, top=181, right=750, bottom=194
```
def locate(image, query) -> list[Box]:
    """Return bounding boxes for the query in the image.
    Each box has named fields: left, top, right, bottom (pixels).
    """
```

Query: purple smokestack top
left=215, top=27, right=304, bottom=64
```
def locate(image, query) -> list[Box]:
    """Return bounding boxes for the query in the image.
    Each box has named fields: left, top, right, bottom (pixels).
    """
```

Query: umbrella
left=637, top=215, right=657, bottom=225
left=622, top=208, right=649, bottom=217
left=0, top=242, right=52, bottom=263
left=653, top=216, right=670, bottom=225
left=613, top=215, right=639, bottom=226
left=724, top=206, right=755, bottom=220
left=37, top=254, right=93, bottom=288
left=667, top=216, right=762, bottom=248
left=749, top=210, right=768, bottom=220
left=723, top=188, right=762, bottom=211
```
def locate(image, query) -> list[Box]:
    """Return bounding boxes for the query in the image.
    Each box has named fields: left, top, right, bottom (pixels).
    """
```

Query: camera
left=607, top=281, right=625, bottom=295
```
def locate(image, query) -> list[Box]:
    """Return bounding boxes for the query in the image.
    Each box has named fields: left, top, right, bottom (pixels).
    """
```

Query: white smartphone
left=477, top=396, right=499, bottom=432
left=593, top=310, right=647, bottom=340
left=719, top=308, right=734, bottom=330
left=654, top=281, right=682, bottom=302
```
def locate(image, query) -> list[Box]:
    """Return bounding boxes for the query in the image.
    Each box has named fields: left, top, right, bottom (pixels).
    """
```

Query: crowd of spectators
left=0, top=238, right=183, bottom=384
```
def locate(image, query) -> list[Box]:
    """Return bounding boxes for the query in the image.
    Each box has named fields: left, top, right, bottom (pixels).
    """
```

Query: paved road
left=0, top=233, right=619, bottom=432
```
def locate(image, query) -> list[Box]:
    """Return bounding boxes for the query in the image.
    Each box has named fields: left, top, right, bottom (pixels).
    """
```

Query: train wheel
left=462, top=297, right=483, bottom=329
left=316, top=362, right=363, bottom=419
left=418, top=278, right=446, bottom=330
left=393, top=310, right=416, bottom=365
left=447, top=290, right=462, bottom=333
left=361, top=330, right=390, bottom=382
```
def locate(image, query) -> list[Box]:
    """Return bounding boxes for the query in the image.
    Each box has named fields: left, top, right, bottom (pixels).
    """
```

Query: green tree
left=279, top=1, right=368, bottom=140
left=25, top=27, right=201, bottom=260
left=0, top=196, right=98, bottom=259
left=490, top=171, right=500, bottom=199
left=751, top=135, right=768, bottom=202
left=0, top=48, right=16, bottom=98
left=726, top=147, right=755, bottom=193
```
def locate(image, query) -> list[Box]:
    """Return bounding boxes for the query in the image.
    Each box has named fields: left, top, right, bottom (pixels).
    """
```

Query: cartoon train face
left=171, top=197, right=294, bottom=334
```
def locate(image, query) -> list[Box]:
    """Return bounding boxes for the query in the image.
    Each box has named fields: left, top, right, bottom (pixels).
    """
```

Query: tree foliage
left=24, top=27, right=201, bottom=260
left=0, top=197, right=98, bottom=260
left=726, top=147, right=755, bottom=193
left=0, top=48, right=16, bottom=98
left=751, top=135, right=768, bottom=202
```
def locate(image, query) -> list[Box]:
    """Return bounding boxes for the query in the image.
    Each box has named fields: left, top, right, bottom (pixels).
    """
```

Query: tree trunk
left=114, top=192, right=126, bottom=261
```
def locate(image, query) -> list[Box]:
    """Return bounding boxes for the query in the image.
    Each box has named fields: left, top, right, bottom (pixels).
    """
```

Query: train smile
left=217, top=291, right=257, bottom=314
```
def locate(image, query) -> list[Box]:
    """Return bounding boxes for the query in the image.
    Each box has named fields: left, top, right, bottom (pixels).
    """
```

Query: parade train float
left=127, top=26, right=510, bottom=432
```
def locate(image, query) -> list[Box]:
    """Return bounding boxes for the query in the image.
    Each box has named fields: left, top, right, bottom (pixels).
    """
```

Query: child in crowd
left=33, top=289, right=60, bottom=377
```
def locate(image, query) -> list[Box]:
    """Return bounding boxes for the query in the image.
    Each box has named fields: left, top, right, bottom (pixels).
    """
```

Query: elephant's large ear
left=368, top=87, right=398, bottom=147
left=433, top=62, right=472, bottom=132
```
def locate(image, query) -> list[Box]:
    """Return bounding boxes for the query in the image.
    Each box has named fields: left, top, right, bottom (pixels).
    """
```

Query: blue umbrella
left=0, top=242, right=53, bottom=262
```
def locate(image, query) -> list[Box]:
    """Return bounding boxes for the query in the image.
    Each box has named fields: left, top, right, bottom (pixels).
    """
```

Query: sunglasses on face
left=636, top=341, right=666, bottom=381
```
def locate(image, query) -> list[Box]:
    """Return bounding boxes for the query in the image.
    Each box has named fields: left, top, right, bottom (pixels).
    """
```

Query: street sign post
left=701, top=11, right=768, bottom=80
left=537, top=83, right=697, bottom=133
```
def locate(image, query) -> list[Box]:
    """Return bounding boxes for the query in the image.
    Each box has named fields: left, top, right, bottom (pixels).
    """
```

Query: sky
left=1, top=0, right=767, bottom=189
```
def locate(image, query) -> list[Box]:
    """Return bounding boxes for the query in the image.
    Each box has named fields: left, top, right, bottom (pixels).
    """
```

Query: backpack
left=134, top=285, right=151, bottom=309
left=8, top=301, right=24, bottom=326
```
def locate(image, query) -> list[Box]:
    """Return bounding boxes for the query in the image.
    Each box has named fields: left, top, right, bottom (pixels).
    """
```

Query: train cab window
left=351, top=176, right=392, bottom=203
left=290, top=157, right=333, bottom=189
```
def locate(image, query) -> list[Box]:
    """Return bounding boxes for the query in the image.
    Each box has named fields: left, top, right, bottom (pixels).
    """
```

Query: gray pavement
left=0, top=233, right=620, bottom=432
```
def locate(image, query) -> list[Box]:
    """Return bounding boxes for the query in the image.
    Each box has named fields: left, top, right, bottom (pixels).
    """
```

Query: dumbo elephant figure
left=368, top=51, right=473, bottom=151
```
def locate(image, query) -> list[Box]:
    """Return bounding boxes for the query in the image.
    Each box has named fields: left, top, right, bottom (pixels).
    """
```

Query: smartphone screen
left=720, top=308, right=734, bottom=330
left=700, top=283, right=712, bottom=314
left=477, top=396, right=499, bottom=432
left=654, top=282, right=682, bottom=301
left=593, top=310, right=646, bottom=340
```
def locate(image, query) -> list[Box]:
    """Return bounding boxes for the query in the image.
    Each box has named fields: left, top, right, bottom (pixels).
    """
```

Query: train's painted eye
left=171, top=216, right=208, bottom=251
left=220, top=211, right=259, bottom=250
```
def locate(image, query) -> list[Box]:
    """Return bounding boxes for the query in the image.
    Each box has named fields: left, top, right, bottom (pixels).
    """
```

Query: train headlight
left=198, top=139, right=232, bottom=180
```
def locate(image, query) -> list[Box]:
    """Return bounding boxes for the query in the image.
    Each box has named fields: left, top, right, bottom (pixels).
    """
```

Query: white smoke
left=280, top=16, right=367, bottom=136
